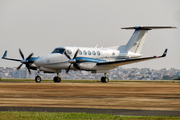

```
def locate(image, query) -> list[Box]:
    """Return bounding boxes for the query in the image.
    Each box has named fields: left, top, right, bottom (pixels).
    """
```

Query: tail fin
left=122, top=26, right=176, bottom=54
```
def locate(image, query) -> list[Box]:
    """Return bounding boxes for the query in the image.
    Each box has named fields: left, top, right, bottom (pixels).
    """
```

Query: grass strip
left=0, top=111, right=180, bottom=120
left=0, top=79, right=180, bottom=83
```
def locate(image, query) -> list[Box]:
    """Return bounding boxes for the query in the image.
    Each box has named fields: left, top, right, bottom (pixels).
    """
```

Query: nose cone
left=34, top=57, right=42, bottom=66
left=34, top=53, right=66, bottom=67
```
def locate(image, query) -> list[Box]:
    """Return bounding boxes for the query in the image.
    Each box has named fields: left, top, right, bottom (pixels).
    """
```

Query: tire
left=104, top=77, right=109, bottom=83
left=101, top=77, right=109, bottom=83
left=35, top=76, right=41, bottom=83
left=101, top=77, right=105, bottom=83
left=53, top=77, right=61, bottom=83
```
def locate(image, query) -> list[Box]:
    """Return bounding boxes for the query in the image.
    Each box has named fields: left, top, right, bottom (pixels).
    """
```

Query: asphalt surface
left=1, top=82, right=180, bottom=117
left=0, top=107, right=180, bottom=117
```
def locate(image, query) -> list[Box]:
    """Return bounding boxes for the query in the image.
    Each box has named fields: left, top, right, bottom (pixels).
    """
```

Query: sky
left=0, top=0, right=180, bottom=69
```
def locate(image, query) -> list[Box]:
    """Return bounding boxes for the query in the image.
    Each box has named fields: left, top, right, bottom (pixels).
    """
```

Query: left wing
left=97, top=49, right=167, bottom=67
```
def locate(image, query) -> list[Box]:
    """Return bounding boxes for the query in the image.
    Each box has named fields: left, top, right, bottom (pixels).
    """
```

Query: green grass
left=0, top=79, right=180, bottom=83
left=0, top=111, right=180, bottom=120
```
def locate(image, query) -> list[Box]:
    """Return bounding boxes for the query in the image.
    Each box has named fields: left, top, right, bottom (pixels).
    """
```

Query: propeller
left=64, top=49, right=80, bottom=73
left=16, top=49, right=34, bottom=74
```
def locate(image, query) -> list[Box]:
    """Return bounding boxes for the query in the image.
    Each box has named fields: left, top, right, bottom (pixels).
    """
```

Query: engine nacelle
left=76, top=62, right=97, bottom=70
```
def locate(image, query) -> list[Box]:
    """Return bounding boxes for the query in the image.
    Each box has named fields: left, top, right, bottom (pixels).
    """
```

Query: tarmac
left=0, top=107, right=180, bottom=116
left=0, top=82, right=180, bottom=116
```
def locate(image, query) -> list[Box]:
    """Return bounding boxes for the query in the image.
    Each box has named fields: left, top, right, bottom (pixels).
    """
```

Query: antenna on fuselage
left=95, top=44, right=98, bottom=48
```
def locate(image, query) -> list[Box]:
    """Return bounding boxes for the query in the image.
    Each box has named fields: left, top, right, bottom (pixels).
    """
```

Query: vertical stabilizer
left=121, top=26, right=176, bottom=54
left=125, top=29, right=148, bottom=53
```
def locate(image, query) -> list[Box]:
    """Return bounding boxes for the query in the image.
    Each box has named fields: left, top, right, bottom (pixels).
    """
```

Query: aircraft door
left=101, top=49, right=111, bottom=61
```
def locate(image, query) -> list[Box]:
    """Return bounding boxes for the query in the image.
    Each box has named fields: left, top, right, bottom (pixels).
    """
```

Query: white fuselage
left=34, top=46, right=142, bottom=73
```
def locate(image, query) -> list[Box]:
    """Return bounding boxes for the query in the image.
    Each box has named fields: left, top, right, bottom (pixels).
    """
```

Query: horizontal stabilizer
left=122, top=26, right=177, bottom=30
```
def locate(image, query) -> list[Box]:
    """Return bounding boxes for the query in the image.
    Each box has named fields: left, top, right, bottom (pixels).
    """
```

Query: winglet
left=2, top=50, right=7, bottom=58
left=161, top=49, right=168, bottom=57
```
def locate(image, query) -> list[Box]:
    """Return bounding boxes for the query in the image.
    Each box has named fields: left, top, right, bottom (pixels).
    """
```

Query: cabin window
left=52, top=48, right=65, bottom=54
left=67, top=49, right=72, bottom=55
left=88, top=50, right=91, bottom=55
left=78, top=50, right=82, bottom=55
left=97, top=51, right=100, bottom=56
left=92, top=51, right=96, bottom=55
left=112, top=52, right=115, bottom=55
left=83, top=50, right=87, bottom=55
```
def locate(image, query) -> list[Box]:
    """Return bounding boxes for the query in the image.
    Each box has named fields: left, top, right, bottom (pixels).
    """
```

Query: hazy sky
left=0, top=0, right=180, bottom=69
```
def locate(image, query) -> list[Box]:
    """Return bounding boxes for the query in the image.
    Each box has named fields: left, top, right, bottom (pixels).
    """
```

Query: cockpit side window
left=52, top=48, right=65, bottom=54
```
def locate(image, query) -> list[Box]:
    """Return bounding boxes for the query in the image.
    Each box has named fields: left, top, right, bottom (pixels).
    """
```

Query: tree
left=162, top=75, right=173, bottom=80
left=174, top=76, right=180, bottom=80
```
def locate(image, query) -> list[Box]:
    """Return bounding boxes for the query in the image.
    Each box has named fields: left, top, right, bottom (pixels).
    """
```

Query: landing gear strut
left=53, top=73, right=61, bottom=83
left=35, top=69, right=41, bottom=83
left=101, top=73, right=109, bottom=83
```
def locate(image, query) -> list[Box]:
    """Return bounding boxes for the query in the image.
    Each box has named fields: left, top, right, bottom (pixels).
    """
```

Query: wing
left=97, top=49, right=167, bottom=67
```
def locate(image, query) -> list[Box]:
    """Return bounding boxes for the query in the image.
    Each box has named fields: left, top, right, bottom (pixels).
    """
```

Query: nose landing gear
left=35, top=75, right=41, bottom=83
left=35, top=69, right=41, bottom=83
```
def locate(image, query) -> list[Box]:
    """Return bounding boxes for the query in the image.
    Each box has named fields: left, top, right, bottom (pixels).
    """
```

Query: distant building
left=17, top=69, right=27, bottom=78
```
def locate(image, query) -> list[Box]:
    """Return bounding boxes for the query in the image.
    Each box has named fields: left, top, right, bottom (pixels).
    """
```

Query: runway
left=0, top=107, right=180, bottom=116
left=0, top=82, right=180, bottom=116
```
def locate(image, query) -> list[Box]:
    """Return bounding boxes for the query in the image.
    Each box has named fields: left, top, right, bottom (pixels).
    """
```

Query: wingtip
left=2, top=50, right=7, bottom=58
left=162, top=49, right=168, bottom=57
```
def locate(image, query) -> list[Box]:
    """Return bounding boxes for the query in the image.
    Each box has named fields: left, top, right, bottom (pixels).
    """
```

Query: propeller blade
left=66, top=64, right=72, bottom=73
left=64, top=50, right=71, bottom=59
left=19, top=49, right=24, bottom=59
left=17, top=64, right=23, bottom=70
left=73, top=63, right=81, bottom=70
left=27, top=68, right=31, bottom=74
left=73, top=49, right=79, bottom=59
left=26, top=53, right=34, bottom=60
left=26, top=64, right=31, bottom=74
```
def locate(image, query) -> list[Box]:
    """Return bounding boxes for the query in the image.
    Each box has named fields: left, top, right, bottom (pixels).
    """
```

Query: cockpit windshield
left=52, top=48, right=65, bottom=54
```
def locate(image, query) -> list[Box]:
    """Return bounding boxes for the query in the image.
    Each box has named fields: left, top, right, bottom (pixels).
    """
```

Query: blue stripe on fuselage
left=75, top=57, right=107, bottom=63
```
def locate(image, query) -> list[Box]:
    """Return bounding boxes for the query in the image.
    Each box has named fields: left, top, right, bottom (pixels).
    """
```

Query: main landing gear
left=101, top=73, right=109, bottom=83
left=53, top=73, right=61, bottom=83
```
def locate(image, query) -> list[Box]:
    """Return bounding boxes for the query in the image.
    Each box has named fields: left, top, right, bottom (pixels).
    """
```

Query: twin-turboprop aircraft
left=2, top=26, right=176, bottom=83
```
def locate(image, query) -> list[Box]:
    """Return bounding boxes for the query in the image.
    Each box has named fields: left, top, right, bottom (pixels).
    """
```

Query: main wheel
left=101, top=77, right=105, bottom=83
left=101, top=77, right=109, bottom=83
left=104, top=77, right=109, bottom=83
left=35, top=76, right=41, bottom=83
left=53, top=76, right=61, bottom=83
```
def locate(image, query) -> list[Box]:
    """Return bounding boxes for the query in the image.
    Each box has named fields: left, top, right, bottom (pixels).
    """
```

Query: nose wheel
left=35, top=68, right=42, bottom=83
left=35, top=75, right=41, bottom=83
left=101, top=73, right=109, bottom=83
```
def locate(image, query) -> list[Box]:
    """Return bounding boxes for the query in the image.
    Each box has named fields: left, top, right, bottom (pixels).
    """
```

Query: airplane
left=2, top=26, right=176, bottom=83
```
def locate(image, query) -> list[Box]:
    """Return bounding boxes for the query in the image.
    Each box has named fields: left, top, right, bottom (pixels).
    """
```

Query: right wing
left=97, top=49, right=167, bottom=67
